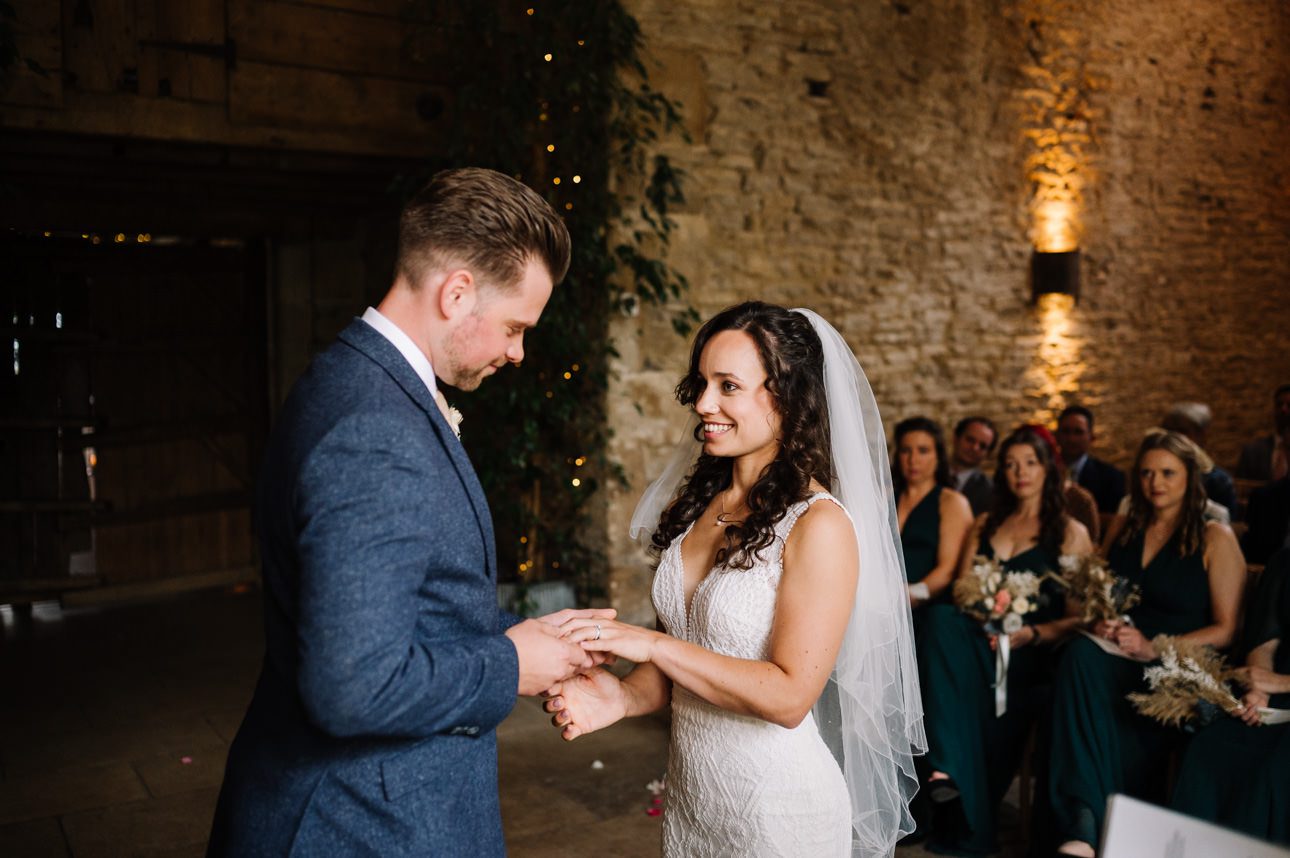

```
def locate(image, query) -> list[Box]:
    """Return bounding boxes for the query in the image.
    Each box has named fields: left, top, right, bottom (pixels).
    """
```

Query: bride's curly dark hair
left=650, top=302, right=834, bottom=570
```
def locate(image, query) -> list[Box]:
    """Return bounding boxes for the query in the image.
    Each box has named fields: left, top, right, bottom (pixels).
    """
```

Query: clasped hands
left=540, top=616, right=664, bottom=741
left=1091, top=618, right=1156, bottom=661
left=1232, top=666, right=1278, bottom=726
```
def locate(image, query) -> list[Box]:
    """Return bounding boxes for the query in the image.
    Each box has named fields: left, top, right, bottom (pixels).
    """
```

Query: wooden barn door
left=1, top=233, right=268, bottom=602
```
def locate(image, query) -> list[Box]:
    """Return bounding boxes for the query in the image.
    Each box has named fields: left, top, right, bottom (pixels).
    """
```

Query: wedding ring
left=593, top=624, right=602, bottom=641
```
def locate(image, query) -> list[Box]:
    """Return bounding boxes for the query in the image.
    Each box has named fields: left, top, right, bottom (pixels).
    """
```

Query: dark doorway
left=1, top=232, right=269, bottom=602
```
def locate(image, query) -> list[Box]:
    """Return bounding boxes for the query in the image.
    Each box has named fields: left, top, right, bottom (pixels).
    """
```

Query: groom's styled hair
left=397, top=167, right=571, bottom=291
left=654, top=301, right=834, bottom=570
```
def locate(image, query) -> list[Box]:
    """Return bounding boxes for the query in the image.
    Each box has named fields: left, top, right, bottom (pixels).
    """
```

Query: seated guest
left=1048, top=430, right=1245, bottom=857
left=1162, top=402, right=1238, bottom=515
left=1235, top=383, right=1290, bottom=481
left=1243, top=475, right=1290, bottom=565
left=1172, top=547, right=1290, bottom=845
left=920, top=427, right=1093, bottom=855
left=1057, top=404, right=1126, bottom=515
left=950, top=416, right=998, bottom=516
left=1026, top=423, right=1101, bottom=544
left=1108, top=425, right=1234, bottom=534
left=893, top=416, right=974, bottom=843
left=893, top=417, right=974, bottom=610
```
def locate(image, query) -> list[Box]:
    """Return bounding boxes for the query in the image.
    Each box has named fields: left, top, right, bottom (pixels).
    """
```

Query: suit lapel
left=337, top=320, right=497, bottom=581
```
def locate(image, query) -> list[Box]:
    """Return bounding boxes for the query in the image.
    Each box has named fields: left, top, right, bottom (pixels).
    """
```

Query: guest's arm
left=953, top=514, right=989, bottom=582
left=916, top=489, right=974, bottom=602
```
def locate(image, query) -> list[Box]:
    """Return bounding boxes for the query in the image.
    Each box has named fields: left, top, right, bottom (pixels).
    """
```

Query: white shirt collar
left=361, top=307, right=437, bottom=397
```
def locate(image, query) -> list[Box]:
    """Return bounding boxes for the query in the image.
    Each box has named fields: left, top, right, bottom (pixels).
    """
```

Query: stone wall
left=603, top=0, right=1290, bottom=622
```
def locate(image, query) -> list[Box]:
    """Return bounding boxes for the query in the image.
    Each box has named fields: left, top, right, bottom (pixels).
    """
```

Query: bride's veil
left=628, top=307, right=926, bottom=857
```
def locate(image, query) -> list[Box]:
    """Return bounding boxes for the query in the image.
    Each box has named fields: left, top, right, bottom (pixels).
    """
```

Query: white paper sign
left=1258, top=707, right=1290, bottom=726
left=1102, top=794, right=1290, bottom=857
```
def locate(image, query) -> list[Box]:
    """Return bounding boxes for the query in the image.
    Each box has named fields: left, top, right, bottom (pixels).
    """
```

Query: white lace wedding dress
left=651, top=492, right=852, bottom=857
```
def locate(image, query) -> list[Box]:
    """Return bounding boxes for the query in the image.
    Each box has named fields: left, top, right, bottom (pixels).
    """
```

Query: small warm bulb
left=544, top=53, right=553, bottom=62
left=571, top=478, right=581, bottom=487
left=546, top=144, right=555, bottom=152
left=572, top=175, right=581, bottom=183
left=552, top=177, right=561, bottom=185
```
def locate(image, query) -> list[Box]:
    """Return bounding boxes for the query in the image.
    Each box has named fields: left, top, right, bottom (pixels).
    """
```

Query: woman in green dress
left=894, top=416, right=973, bottom=611
left=919, top=426, right=1092, bottom=855
left=1049, top=430, right=1245, bottom=857
left=892, top=416, right=973, bottom=842
left=1171, top=547, right=1290, bottom=844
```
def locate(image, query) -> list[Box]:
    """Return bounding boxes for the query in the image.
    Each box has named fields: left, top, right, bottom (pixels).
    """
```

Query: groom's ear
left=437, top=268, right=479, bottom=320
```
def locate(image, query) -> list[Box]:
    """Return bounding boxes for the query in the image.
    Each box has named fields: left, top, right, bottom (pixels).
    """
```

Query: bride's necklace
left=714, top=490, right=744, bottom=527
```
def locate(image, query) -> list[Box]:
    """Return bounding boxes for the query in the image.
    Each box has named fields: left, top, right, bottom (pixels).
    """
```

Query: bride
left=546, top=302, right=925, bottom=857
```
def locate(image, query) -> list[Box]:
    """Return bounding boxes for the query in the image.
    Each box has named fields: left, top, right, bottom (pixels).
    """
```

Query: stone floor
left=0, top=587, right=1027, bottom=856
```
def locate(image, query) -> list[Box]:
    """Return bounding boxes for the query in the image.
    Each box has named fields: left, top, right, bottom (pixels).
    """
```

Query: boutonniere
left=445, top=404, right=463, bottom=439
left=434, top=389, right=464, bottom=439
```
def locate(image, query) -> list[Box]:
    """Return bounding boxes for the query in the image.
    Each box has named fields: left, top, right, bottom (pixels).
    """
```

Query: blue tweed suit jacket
left=208, top=319, right=522, bottom=857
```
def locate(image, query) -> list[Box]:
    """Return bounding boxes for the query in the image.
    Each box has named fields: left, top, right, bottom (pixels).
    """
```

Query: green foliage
left=404, top=1, right=691, bottom=599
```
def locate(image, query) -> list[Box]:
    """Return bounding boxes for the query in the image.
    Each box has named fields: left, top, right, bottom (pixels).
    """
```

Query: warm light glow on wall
left=1025, top=292, right=1086, bottom=420
left=1033, top=199, right=1079, bottom=253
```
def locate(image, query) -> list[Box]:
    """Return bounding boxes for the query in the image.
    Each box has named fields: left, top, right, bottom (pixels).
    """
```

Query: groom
left=208, top=168, right=609, bottom=857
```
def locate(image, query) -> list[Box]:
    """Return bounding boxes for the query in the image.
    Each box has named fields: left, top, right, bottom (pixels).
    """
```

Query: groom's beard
left=442, top=316, right=499, bottom=392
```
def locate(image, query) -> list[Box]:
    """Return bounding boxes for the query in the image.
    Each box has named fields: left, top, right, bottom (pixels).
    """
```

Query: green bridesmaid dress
left=900, top=484, right=942, bottom=840
left=919, top=538, right=1066, bottom=856
left=902, top=485, right=944, bottom=589
left=1171, top=553, right=1290, bottom=844
left=1048, top=530, right=1212, bottom=848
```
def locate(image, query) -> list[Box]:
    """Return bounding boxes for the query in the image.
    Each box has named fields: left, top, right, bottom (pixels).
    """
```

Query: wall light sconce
left=1031, top=248, right=1079, bottom=303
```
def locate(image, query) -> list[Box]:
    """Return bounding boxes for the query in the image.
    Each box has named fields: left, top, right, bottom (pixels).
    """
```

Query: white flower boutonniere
left=445, top=405, right=464, bottom=439
left=433, top=389, right=464, bottom=440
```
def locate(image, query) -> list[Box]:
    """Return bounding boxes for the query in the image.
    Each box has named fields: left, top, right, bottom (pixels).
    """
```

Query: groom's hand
left=506, top=619, right=593, bottom=696
left=543, top=667, right=628, bottom=741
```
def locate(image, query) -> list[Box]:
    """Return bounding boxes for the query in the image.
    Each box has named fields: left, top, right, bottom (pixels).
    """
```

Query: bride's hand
left=559, top=618, right=663, bottom=664
left=543, top=667, right=628, bottom=741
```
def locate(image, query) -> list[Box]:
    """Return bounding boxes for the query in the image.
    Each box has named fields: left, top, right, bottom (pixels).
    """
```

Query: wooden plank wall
left=1, top=0, right=459, bottom=158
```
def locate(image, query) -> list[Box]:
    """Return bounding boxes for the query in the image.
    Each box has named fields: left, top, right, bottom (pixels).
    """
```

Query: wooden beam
left=229, top=59, right=451, bottom=137
left=0, top=89, right=447, bottom=159
left=230, top=0, right=457, bottom=83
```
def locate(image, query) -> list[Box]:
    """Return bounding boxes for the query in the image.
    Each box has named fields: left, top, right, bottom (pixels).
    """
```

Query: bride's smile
left=693, top=328, right=781, bottom=459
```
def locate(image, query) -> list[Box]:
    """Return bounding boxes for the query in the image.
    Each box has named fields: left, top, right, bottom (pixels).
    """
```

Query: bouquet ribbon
left=994, top=634, right=1010, bottom=717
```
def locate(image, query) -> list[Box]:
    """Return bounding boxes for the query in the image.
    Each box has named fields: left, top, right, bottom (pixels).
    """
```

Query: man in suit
left=1235, top=383, right=1290, bottom=482
left=208, top=168, right=611, bottom=857
left=1056, top=404, right=1125, bottom=515
left=948, top=415, right=996, bottom=516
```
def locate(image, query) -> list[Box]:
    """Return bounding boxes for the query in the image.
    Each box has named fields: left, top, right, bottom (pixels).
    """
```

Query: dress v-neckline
left=1139, top=529, right=1177, bottom=571
left=989, top=539, right=1042, bottom=564
left=675, top=518, right=719, bottom=639
left=899, top=485, right=938, bottom=532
